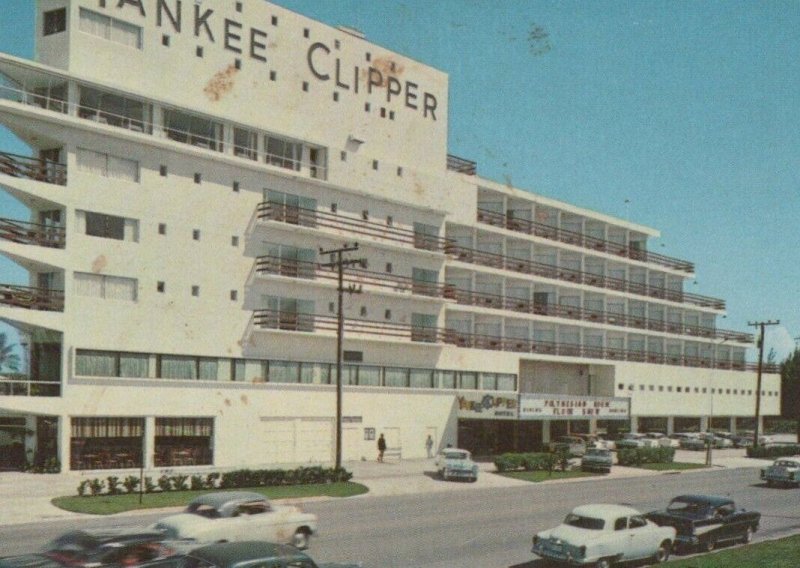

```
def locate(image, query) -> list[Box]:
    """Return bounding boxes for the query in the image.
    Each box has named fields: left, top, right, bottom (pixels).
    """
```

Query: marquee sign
left=519, top=394, right=629, bottom=420
left=456, top=392, right=518, bottom=420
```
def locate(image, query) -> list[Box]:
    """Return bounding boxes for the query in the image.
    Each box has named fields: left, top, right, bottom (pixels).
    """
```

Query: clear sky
left=0, top=0, right=798, bottom=363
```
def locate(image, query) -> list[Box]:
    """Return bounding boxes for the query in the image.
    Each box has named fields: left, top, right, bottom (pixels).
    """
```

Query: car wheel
left=292, top=528, right=311, bottom=550
left=701, top=538, right=716, bottom=553
left=742, top=526, right=753, bottom=544
left=653, top=541, right=671, bottom=563
left=595, top=558, right=613, bottom=568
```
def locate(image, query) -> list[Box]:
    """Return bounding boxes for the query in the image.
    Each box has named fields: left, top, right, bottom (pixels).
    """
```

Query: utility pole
left=749, top=320, right=780, bottom=449
left=320, top=243, right=364, bottom=470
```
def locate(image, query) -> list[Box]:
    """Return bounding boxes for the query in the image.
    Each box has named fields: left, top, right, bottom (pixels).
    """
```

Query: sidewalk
left=0, top=449, right=773, bottom=526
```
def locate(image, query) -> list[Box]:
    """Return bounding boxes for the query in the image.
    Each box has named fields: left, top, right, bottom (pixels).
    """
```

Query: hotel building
left=0, top=0, right=780, bottom=472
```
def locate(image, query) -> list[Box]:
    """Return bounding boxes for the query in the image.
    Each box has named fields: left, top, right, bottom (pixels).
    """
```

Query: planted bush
left=171, top=474, right=189, bottom=491
left=106, top=476, right=121, bottom=495
left=617, top=447, right=675, bottom=466
left=747, top=445, right=800, bottom=459
left=122, top=475, right=140, bottom=494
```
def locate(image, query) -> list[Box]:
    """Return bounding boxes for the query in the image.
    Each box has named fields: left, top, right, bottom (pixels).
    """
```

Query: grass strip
left=51, top=482, right=369, bottom=515
left=633, top=462, right=709, bottom=471
left=496, top=470, right=598, bottom=482
left=664, top=535, right=800, bottom=567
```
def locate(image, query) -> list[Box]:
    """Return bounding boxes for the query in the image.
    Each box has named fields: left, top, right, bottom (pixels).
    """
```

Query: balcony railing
left=445, top=243, right=724, bottom=310
left=251, top=309, right=769, bottom=373
left=0, top=217, right=65, bottom=248
left=257, top=202, right=451, bottom=253
left=0, top=284, right=64, bottom=311
left=0, top=150, right=67, bottom=185
left=0, top=376, right=60, bottom=397
left=476, top=208, right=695, bottom=273
left=255, top=255, right=456, bottom=299
left=450, top=289, right=752, bottom=343
left=447, top=154, right=477, bottom=175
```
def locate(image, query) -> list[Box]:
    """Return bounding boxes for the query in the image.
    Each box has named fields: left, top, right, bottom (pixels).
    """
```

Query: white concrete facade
left=0, top=0, right=780, bottom=472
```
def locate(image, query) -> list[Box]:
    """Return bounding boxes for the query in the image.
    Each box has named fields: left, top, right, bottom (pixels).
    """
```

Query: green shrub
left=204, top=472, right=220, bottom=489
left=157, top=475, right=172, bottom=492
left=89, top=478, right=104, bottom=496
left=171, top=474, right=189, bottom=491
left=494, top=453, right=526, bottom=472
left=122, top=476, right=140, bottom=494
left=190, top=475, right=205, bottom=490
left=144, top=476, right=156, bottom=493
left=106, top=476, right=120, bottom=495
left=747, top=445, right=800, bottom=459
left=617, top=447, right=675, bottom=466
left=77, top=480, right=90, bottom=497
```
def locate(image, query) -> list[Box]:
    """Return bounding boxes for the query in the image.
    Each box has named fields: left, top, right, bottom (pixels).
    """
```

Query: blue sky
left=0, top=0, right=798, bottom=363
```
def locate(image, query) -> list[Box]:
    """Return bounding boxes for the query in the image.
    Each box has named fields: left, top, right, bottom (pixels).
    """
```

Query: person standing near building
left=425, top=434, right=434, bottom=458
left=377, top=433, right=386, bottom=462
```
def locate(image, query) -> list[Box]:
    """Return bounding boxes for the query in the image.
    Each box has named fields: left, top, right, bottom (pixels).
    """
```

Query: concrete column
left=542, top=420, right=551, bottom=445
left=143, top=416, right=156, bottom=470
left=700, top=416, right=709, bottom=432
left=757, top=416, right=764, bottom=436
left=629, top=416, right=639, bottom=433
left=588, top=418, right=598, bottom=435
left=666, top=416, right=675, bottom=435
left=24, top=415, right=36, bottom=467
left=58, top=415, right=71, bottom=473
left=729, top=417, right=737, bottom=435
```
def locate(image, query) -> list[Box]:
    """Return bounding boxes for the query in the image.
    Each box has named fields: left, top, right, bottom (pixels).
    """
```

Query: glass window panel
left=384, top=368, right=408, bottom=388
left=437, top=370, right=456, bottom=389
left=104, top=275, right=137, bottom=301
left=198, top=358, right=218, bottom=380
left=74, top=272, right=103, bottom=298
left=497, top=374, right=516, bottom=391
left=119, top=353, right=148, bottom=378
left=161, top=356, right=197, bottom=379
left=480, top=373, right=497, bottom=390
left=76, top=147, right=107, bottom=176
left=409, top=369, right=433, bottom=389
left=268, top=361, right=299, bottom=383
left=357, top=366, right=381, bottom=386
left=76, top=350, right=116, bottom=376
left=107, top=155, right=139, bottom=182
left=459, top=372, right=478, bottom=390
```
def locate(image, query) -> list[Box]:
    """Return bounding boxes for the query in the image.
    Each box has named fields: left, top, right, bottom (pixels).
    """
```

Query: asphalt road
left=1, top=468, right=799, bottom=568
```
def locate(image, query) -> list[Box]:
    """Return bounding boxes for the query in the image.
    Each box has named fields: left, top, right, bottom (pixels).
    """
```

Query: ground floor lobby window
left=155, top=417, right=213, bottom=467
left=70, top=417, right=143, bottom=470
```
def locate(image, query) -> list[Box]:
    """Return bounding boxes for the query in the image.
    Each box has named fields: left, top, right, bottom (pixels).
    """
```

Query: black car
left=179, top=541, right=360, bottom=568
left=645, top=495, right=760, bottom=553
left=0, top=528, right=179, bottom=568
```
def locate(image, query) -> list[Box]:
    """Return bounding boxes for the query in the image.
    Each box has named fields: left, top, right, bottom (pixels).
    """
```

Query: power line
left=748, top=320, right=780, bottom=449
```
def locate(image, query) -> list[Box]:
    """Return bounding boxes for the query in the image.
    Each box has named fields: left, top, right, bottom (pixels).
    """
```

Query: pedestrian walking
left=425, top=434, right=434, bottom=458
left=377, top=433, right=386, bottom=462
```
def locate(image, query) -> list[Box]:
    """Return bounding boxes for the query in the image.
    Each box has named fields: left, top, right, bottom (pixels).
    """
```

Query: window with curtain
left=79, top=8, right=142, bottom=49
left=76, top=148, right=139, bottom=182
left=268, top=360, right=299, bottom=383
left=265, top=136, right=302, bottom=170
left=198, top=358, right=218, bottom=381
left=74, top=272, right=137, bottom=301
left=437, top=371, right=456, bottom=389
left=384, top=368, right=408, bottom=388
left=71, top=417, right=143, bottom=438
left=76, top=350, right=116, bottom=376
left=234, top=127, right=258, bottom=160
left=300, top=363, right=330, bottom=384
left=119, top=353, right=149, bottom=378
left=358, top=366, right=381, bottom=386
left=497, top=374, right=516, bottom=391
left=480, top=373, right=498, bottom=390
left=459, top=372, right=478, bottom=390
left=409, top=369, right=433, bottom=388
left=160, top=355, right=197, bottom=380
left=85, top=211, right=125, bottom=240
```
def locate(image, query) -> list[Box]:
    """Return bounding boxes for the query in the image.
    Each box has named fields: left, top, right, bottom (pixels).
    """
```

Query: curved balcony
left=476, top=208, right=694, bottom=273
left=256, top=202, right=450, bottom=254
left=255, top=255, right=456, bottom=299
left=0, top=150, right=66, bottom=185
left=449, top=289, right=752, bottom=343
left=250, top=309, right=768, bottom=373
left=0, top=217, right=65, bottom=248
left=0, top=284, right=64, bottom=311
left=445, top=243, right=724, bottom=310
left=0, top=376, right=60, bottom=397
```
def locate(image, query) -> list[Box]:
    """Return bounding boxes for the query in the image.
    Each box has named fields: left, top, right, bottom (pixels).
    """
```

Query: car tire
left=653, top=541, right=671, bottom=563
left=292, top=528, right=311, bottom=550
left=742, top=526, right=753, bottom=544
left=595, top=558, right=613, bottom=568
left=701, top=538, right=716, bottom=553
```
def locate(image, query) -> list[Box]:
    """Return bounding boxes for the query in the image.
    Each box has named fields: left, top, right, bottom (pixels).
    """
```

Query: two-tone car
left=151, top=491, right=318, bottom=549
left=435, top=448, right=478, bottom=482
left=580, top=448, right=613, bottom=473
left=175, top=541, right=360, bottom=568
left=761, top=456, right=800, bottom=487
left=532, top=504, right=675, bottom=567
left=646, top=495, right=760, bottom=552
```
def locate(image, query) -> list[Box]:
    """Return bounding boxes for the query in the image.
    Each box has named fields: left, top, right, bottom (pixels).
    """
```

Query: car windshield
left=667, top=499, right=710, bottom=515
left=775, top=460, right=798, bottom=467
left=186, top=504, right=222, bottom=518
left=443, top=451, right=468, bottom=460
left=564, top=514, right=604, bottom=530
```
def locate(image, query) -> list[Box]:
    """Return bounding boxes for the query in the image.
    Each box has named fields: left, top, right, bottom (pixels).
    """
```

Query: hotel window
left=163, top=108, right=223, bottom=151
left=262, top=296, right=315, bottom=331
left=75, top=272, right=137, bottom=301
left=43, top=8, right=67, bottom=36
left=265, top=136, right=302, bottom=171
left=437, top=370, right=456, bottom=389
left=158, top=356, right=218, bottom=380
left=83, top=211, right=131, bottom=241
left=192, top=285, right=200, bottom=297
left=412, top=268, right=439, bottom=297
left=385, top=368, right=408, bottom=388
left=358, top=366, right=381, bottom=387
left=78, top=86, right=151, bottom=132
left=233, top=127, right=258, bottom=160
left=79, top=8, right=143, bottom=49
left=263, top=243, right=316, bottom=278
left=411, top=313, right=438, bottom=343
left=268, top=361, right=300, bottom=383
left=76, top=148, right=139, bottom=182
left=409, top=369, right=433, bottom=389
left=413, top=222, right=440, bottom=251
left=497, top=374, right=516, bottom=391
left=265, top=190, right=317, bottom=227
left=76, top=349, right=149, bottom=378
left=459, top=372, right=478, bottom=390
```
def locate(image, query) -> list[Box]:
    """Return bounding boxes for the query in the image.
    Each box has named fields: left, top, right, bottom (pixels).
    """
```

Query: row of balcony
left=254, top=255, right=750, bottom=343
left=251, top=309, right=773, bottom=373
left=0, top=284, right=64, bottom=311
left=0, top=217, right=65, bottom=248
left=476, top=208, right=695, bottom=273
left=0, top=150, right=67, bottom=185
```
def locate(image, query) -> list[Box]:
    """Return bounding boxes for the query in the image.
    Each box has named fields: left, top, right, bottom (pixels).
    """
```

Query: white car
left=645, top=432, right=680, bottom=449
left=435, top=448, right=479, bottom=482
left=761, top=456, right=800, bottom=487
left=532, top=504, right=676, bottom=567
left=151, top=491, right=318, bottom=549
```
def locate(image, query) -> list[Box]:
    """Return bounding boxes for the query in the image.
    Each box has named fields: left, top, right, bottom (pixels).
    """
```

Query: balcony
left=0, top=284, right=64, bottom=311
left=445, top=243, right=724, bottom=310
left=0, top=217, right=65, bottom=248
left=447, top=154, right=477, bottom=175
left=0, top=150, right=67, bottom=185
left=255, top=255, right=456, bottom=299
left=449, top=289, right=751, bottom=343
left=0, top=376, right=60, bottom=397
left=476, top=208, right=695, bottom=273
left=256, top=202, right=451, bottom=254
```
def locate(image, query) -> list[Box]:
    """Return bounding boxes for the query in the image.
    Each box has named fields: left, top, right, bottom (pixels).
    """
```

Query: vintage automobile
left=531, top=504, right=675, bottom=567
left=646, top=495, right=760, bottom=552
left=761, top=456, right=800, bottom=487
left=679, top=435, right=707, bottom=451
left=549, top=435, right=588, bottom=457
left=435, top=448, right=478, bottom=482
left=174, top=541, right=360, bottom=568
left=151, top=491, right=318, bottom=549
left=645, top=432, right=680, bottom=449
left=616, top=433, right=659, bottom=449
left=0, top=528, right=180, bottom=568
left=581, top=448, right=613, bottom=473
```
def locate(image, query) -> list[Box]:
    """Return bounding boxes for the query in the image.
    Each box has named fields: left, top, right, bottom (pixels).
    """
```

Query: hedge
left=746, top=445, right=800, bottom=459
left=76, top=466, right=353, bottom=496
left=616, top=447, right=675, bottom=466
left=494, top=451, right=568, bottom=472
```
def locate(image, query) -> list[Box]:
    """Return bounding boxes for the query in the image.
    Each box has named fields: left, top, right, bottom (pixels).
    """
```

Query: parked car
left=435, top=448, right=478, bottom=482
left=0, top=528, right=179, bottom=568
left=549, top=435, right=587, bottom=456
left=707, top=433, right=734, bottom=449
left=532, top=504, right=675, bottom=567
left=175, top=541, right=360, bottom=568
left=581, top=448, right=613, bottom=473
left=645, top=432, right=680, bottom=449
left=679, top=436, right=707, bottom=451
left=761, top=456, right=800, bottom=487
left=646, top=495, right=760, bottom=552
left=593, top=436, right=617, bottom=451
left=151, top=492, right=318, bottom=549
left=616, top=433, right=659, bottom=449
